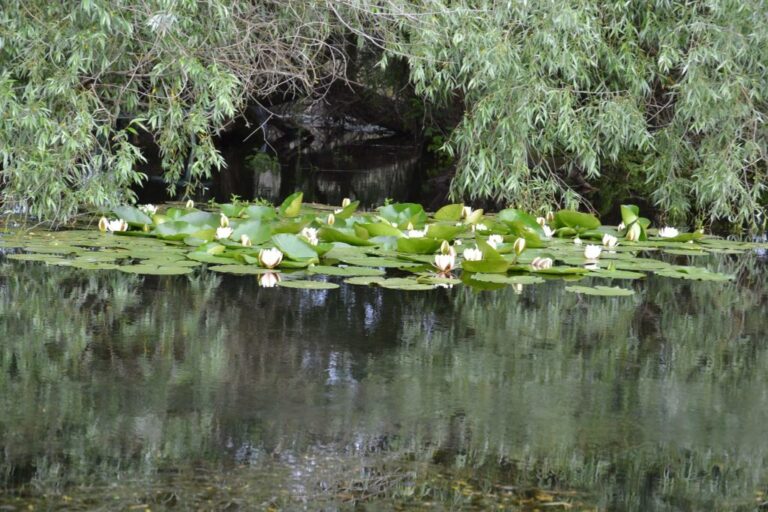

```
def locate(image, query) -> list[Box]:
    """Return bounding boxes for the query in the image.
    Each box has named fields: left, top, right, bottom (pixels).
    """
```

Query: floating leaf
left=377, top=278, right=435, bottom=291
left=271, top=233, right=318, bottom=262
left=553, top=210, right=601, bottom=230
left=118, top=265, right=194, bottom=275
left=653, top=266, right=734, bottom=281
left=378, top=203, right=428, bottom=227
left=319, top=227, right=375, bottom=246
left=208, top=265, right=276, bottom=275
left=308, top=265, right=385, bottom=277
left=279, top=191, right=303, bottom=217
left=396, top=237, right=442, bottom=254
left=112, top=205, right=153, bottom=227
left=433, top=203, right=464, bottom=221
left=565, top=285, right=635, bottom=296
left=471, top=274, right=545, bottom=285
left=340, top=256, right=421, bottom=268
left=344, top=276, right=386, bottom=286
left=586, top=268, right=646, bottom=280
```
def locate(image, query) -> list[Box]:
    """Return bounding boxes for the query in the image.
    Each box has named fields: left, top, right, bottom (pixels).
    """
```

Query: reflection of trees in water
left=0, top=254, right=767, bottom=509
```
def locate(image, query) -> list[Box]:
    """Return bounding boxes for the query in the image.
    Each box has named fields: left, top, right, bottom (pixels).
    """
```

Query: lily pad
left=565, top=285, right=635, bottom=296
left=118, top=265, right=194, bottom=275
left=586, top=268, right=646, bottom=280
left=471, top=274, right=545, bottom=285
left=344, top=276, right=386, bottom=286
left=208, top=265, right=276, bottom=275
left=308, top=265, right=385, bottom=277
left=653, top=267, right=733, bottom=281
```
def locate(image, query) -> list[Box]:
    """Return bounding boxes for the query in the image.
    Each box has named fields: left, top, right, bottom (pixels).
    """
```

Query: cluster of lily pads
left=2, top=193, right=764, bottom=294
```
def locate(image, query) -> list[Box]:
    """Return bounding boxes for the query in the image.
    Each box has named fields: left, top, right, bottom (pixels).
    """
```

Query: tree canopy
left=1, top=1, right=766, bottom=228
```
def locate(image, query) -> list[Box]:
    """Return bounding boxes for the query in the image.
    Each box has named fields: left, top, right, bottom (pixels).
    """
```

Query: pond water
left=1, top=246, right=767, bottom=510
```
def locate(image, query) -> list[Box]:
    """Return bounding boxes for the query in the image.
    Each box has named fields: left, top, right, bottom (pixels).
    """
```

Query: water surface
left=0, top=250, right=766, bottom=510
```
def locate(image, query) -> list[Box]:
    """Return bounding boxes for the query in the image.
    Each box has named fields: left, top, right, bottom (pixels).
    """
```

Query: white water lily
left=542, top=225, right=555, bottom=238
left=103, top=218, right=128, bottom=233
left=536, top=216, right=547, bottom=227
left=617, top=222, right=625, bottom=231
left=513, top=237, right=526, bottom=255
left=258, top=272, right=281, bottom=288
left=300, top=227, right=319, bottom=246
left=487, top=234, right=504, bottom=248
left=574, top=236, right=583, bottom=245
left=185, top=199, right=195, bottom=209
left=546, top=211, right=555, bottom=224
left=434, top=253, right=456, bottom=272
left=215, top=226, right=233, bottom=240
left=240, top=234, right=252, bottom=247
left=407, top=229, right=426, bottom=238
left=341, top=197, right=351, bottom=208
left=463, top=247, right=483, bottom=261
left=139, top=204, right=157, bottom=215
left=531, top=257, right=553, bottom=270
left=658, top=226, right=679, bottom=238
left=602, top=233, right=619, bottom=248
left=462, top=206, right=473, bottom=219
left=220, top=213, right=230, bottom=227
left=454, top=239, right=462, bottom=246
left=258, top=247, right=283, bottom=269
left=473, top=223, right=488, bottom=232
left=584, top=244, right=602, bottom=260
left=327, top=213, right=335, bottom=225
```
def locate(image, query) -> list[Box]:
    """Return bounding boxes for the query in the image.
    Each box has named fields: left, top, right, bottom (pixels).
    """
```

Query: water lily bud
left=546, top=211, right=555, bottom=224
left=258, top=247, right=283, bottom=269
left=220, top=213, right=230, bottom=228
left=617, top=222, right=626, bottom=231
left=536, top=217, right=547, bottom=227
left=258, top=272, right=280, bottom=288
left=185, top=199, right=194, bottom=209
left=215, top=226, right=233, bottom=240
left=433, top=253, right=456, bottom=273
left=584, top=244, right=602, bottom=260
left=98, top=216, right=109, bottom=233
left=513, top=237, right=526, bottom=255
left=440, top=240, right=451, bottom=255
left=531, top=256, right=553, bottom=270
left=327, top=213, right=335, bottom=225
left=341, top=197, right=351, bottom=208
left=463, top=247, right=483, bottom=261
left=240, top=234, right=252, bottom=247
left=657, top=226, right=679, bottom=238
left=626, top=223, right=641, bottom=241
left=461, top=206, right=472, bottom=219
left=602, top=233, right=618, bottom=248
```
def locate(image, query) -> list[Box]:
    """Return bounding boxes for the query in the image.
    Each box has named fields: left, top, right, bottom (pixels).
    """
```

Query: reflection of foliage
left=0, top=252, right=766, bottom=509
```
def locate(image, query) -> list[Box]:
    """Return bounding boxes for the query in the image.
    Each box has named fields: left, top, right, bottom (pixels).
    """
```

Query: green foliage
left=397, top=0, right=768, bottom=227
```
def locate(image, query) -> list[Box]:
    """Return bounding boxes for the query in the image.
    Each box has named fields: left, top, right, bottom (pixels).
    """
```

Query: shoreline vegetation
left=1, top=195, right=765, bottom=294
left=1, top=2, right=766, bottom=228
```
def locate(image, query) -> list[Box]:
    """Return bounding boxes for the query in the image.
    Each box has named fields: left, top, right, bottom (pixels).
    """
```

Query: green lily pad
left=586, top=268, right=646, bottom=279
left=653, top=266, right=734, bottom=281
left=377, top=278, right=435, bottom=291
left=662, top=248, right=708, bottom=256
left=186, top=252, right=236, bottom=264
left=278, top=279, right=339, bottom=290
left=208, top=265, right=277, bottom=275
left=433, top=203, right=464, bottom=221
left=471, top=274, right=545, bottom=285
left=308, top=265, right=385, bottom=277
left=118, top=265, right=194, bottom=275
left=344, top=276, right=386, bottom=286
left=565, top=285, right=635, bottom=296
left=340, top=256, right=421, bottom=268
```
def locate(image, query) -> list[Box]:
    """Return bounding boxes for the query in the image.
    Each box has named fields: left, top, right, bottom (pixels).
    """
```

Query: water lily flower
left=220, top=213, right=230, bottom=228
left=327, top=213, right=335, bottom=225
left=542, top=225, right=555, bottom=238
left=658, top=226, right=679, bottom=238
left=513, top=237, right=526, bottom=255
left=617, top=222, right=625, bottom=231
left=461, top=206, right=473, bottom=219
left=258, top=272, right=281, bottom=288
left=602, top=233, right=619, bottom=248
left=300, top=227, right=319, bottom=246
left=434, top=253, right=456, bottom=272
left=407, top=228, right=426, bottom=238
left=463, top=247, right=483, bottom=261
left=101, top=218, right=128, bottom=233
left=215, top=226, right=233, bottom=240
left=240, top=234, right=252, bottom=247
left=473, top=223, right=488, bottom=232
left=626, top=223, right=641, bottom=241
left=573, top=236, right=583, bottom=245
left=546, top=211, right=555, bottom=223
left=454, top=239, right=462, bottom=246
left=531, top=257, right=553, bottom=270
left=139, top=204, right=157, bottom=215
left=584, top=244, right=602, bottom=260
left=185, top=199, right=194, bottom=209
left=341, top=197, right=351, bottom=207
left=536, top=217, right=547, bottom=227
left=487, top=234, right=504, bottom=248
left=258, top=247, right=283, bottom=269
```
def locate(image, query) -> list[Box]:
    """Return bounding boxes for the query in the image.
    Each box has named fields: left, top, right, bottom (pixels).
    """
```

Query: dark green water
left=1, top=250, right=767, bottom=510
